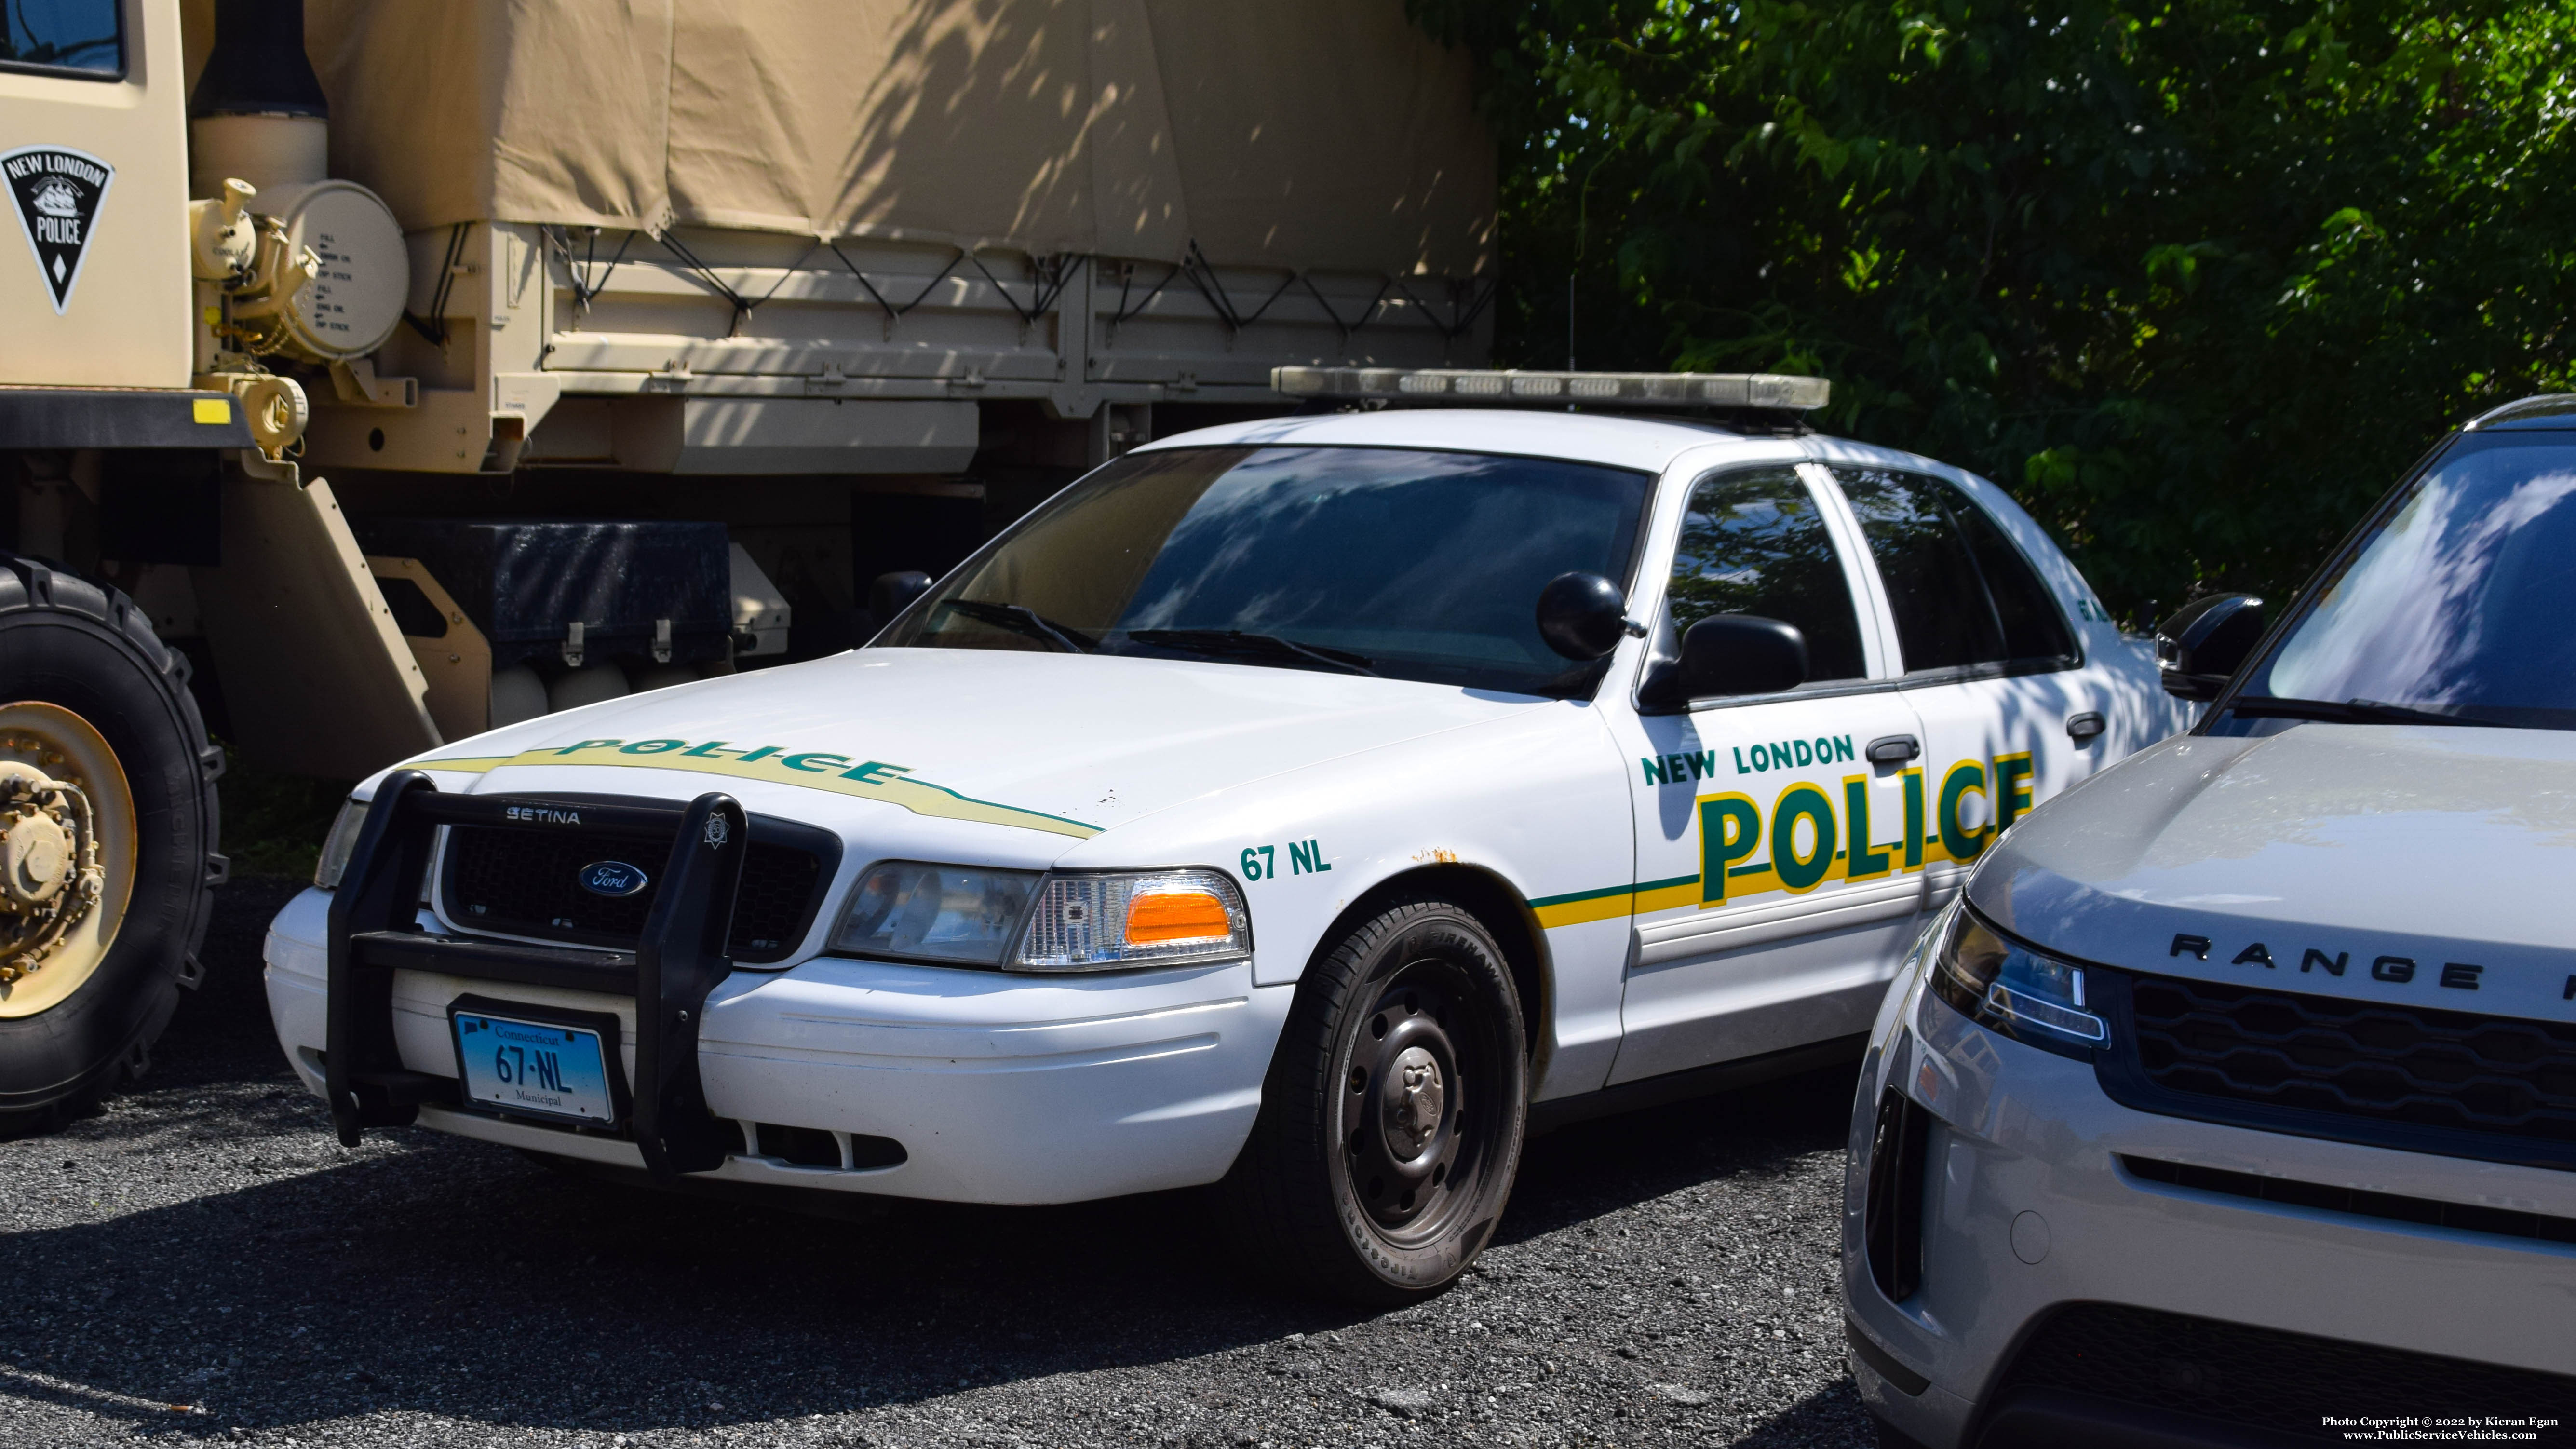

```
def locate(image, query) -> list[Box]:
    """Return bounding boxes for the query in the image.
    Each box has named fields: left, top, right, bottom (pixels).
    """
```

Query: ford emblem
left=577, top=860, right=649, bottom=898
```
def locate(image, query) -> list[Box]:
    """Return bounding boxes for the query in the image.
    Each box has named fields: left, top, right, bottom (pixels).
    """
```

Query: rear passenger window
left=1952, top=489, right=2077, bottom=666
left=1668, top=467, right=1866, bottom=683
left=1834, top=468, right=2077, bottom=675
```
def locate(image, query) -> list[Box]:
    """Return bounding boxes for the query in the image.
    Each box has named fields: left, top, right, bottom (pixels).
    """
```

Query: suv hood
left=397, top=647, right=1548, bottom=854
left=1973, top=724, right=2576, bottom=1021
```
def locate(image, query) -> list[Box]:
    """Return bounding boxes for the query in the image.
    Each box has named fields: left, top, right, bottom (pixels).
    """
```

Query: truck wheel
left=0, top=556, right=219, bottom=1132
left=1225, top=896, right=1528, bottom=1305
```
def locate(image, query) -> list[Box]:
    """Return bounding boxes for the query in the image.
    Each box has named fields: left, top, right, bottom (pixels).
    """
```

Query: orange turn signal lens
left=1125, top=888, right=1232, bottom=944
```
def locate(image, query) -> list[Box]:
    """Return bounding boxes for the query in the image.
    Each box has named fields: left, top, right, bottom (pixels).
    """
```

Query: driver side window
left=1667, top=466, right=1867, bottom=683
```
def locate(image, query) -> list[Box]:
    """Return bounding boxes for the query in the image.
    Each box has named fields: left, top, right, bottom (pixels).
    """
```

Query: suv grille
left=1996, top=1303, right=2576, bottom=1436
left=2095, top=969, right=2576, bottom=1171
left=442, top=825, right=825, bottom=963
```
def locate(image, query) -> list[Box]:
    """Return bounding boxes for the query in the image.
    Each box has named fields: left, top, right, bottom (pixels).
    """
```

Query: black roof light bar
left=1272, top=366, right=1831, bottom=411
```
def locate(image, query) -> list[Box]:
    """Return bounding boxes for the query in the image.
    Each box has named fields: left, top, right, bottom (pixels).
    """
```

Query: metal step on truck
left=0, top=0, right=1494, bottom=1127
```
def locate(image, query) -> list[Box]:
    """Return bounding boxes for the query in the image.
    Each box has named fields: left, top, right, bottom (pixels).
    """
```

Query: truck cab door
left=1602, top=462, right=1926, bottom=1086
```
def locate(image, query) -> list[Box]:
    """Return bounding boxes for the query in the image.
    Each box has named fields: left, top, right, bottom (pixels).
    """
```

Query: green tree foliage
left=1411, top=0, right=2576, bottom=618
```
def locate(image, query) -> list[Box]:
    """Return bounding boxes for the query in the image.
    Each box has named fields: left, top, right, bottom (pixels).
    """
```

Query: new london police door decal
left=4, top=146, right=113, bottom=314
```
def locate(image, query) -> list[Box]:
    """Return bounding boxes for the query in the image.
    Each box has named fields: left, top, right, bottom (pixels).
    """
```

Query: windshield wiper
left=2229, top=695, right=2502, bottom=727
left=1129, top=628, right=1379, bottom=677
left=938, top=599, right=1098, bottom=654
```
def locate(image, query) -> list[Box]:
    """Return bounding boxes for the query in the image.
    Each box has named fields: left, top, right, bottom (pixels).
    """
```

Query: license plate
left=453, top=1011, right=616, bottom=1123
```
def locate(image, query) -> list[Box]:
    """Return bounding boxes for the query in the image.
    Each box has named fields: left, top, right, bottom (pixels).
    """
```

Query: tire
left=0, top=555, right=220, bottom=1132
left=1224, top=895, right=1528, bottom=1305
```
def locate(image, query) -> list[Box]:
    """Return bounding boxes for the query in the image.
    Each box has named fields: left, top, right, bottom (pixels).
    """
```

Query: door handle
left=1865, top=734, right=1921, bottom=764
left=2066, top=711, right=2106, bottom=743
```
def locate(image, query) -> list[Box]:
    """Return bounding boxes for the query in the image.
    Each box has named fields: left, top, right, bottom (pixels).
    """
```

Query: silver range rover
left=1842, top=395, right=2576, bottom=1448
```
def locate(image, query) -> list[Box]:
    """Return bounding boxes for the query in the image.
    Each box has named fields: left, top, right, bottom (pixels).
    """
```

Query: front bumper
left=268, top=886, right=1290, bottom=1204
left=1842, top=969, right=2576, bottom=1448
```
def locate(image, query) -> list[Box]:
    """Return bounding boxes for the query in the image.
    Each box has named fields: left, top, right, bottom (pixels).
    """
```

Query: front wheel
left=0, top=557, right=220, bottom=1131
left=1225, top=896, right=1527, bottom=1304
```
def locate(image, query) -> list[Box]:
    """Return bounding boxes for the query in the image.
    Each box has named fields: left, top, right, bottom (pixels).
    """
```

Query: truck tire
left=0, top=555, right=220, bottom=1133
left=1223, top=896, right=1528, bottom=1305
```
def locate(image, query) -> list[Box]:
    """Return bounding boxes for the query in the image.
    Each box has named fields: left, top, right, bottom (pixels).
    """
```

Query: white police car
left=1843, top=395, right=2576, bottom=1445
left=264, top=368, right=2178, bottom=1302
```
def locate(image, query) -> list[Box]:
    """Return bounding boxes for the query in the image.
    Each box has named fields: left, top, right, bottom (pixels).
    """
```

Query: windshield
left=2238, top=434, right=2576, bottom=729
left=876, top=446, right=1654, bottom=696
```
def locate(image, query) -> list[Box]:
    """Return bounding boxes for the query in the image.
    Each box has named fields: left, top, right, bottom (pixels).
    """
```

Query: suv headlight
left=314, top=798, right=369, bottom=889
left=1929, top=905, right=2107, bottom=1057
left=827, top=863, right=1251, bottom=972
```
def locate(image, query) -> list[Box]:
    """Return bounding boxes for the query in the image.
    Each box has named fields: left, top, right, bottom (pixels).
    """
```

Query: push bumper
left=264, top=774, right=1292, bottom=1205
left=1841, top=975, right=2576, bottom=1449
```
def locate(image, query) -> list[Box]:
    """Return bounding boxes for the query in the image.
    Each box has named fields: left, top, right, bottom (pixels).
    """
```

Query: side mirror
left=1682, top=614, right=1807, bottom=698
left=1536, top=571, right=1638, bottom=661
left=1642, top=614, right=1808, bottom=705
left=2156, top=593, right=2265, bottom=701
left=870, top=569, right=934, bottom=623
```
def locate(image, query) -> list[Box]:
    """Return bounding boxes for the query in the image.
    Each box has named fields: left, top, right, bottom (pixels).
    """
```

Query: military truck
left=0, top=0, right=1493, bottom=1126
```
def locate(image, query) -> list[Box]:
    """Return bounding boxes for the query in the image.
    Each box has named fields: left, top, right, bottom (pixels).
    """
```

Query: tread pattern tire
left=0, top=553, right=220, bottom=1132
left=1223, top=895, right=1527, bottom=1306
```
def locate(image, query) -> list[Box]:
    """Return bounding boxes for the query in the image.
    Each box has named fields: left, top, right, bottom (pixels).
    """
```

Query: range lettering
left=2170, top=933, right=2488, bottom=993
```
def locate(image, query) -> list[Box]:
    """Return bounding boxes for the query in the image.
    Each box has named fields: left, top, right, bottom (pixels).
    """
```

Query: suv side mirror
left=2156, top=593, right=2265, bottom=701
left=1536, top=571, right=1638, bottom=660
left=871, top=569, right=934, bottom=622
left=1641, top=614, right=1808, bottom=706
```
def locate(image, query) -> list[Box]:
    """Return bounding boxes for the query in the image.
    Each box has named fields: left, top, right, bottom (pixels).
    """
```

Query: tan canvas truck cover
left=233, top=0, right=1491, bottom=279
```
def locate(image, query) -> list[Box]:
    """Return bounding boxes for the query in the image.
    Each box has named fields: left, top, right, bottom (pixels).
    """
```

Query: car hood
left=1971, top=724, right=2576, bottom=1019
left=392, top=647, right=1551, bottom=860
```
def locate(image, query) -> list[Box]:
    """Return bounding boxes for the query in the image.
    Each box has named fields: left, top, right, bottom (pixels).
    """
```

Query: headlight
left=829, top=862, right=1041, bottom=965
left=1014, top=869, right=1250, bottom=972
left=825, top=863, right=1252, bottom=972
left=1929, top=905, right=2107, bottom=1057
left=314, top=798, right=369, bottom=889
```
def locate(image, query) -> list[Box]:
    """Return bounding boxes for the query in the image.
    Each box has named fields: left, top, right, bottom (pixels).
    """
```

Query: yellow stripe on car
left=409, top=740, right=1103, bottom=840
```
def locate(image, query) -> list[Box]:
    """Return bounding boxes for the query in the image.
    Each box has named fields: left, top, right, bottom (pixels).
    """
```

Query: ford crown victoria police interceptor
left=265, top=368, right=2179, bottom=1302
left=1844, top=394, right=2576, bottom=1446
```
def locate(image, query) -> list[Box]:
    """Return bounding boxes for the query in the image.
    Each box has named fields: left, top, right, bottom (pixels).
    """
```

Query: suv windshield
left=876, top=446, right=1653, bottom=697
left=2237, top=434, right=2576, bottom=729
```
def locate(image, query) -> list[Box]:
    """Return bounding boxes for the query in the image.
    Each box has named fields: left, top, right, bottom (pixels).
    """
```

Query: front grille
left=2095, top=969, right=2576, bottom=1171
left=442, top=824, right=827, bottom=964
left=1994, top=1303, right=2576, bottom=1436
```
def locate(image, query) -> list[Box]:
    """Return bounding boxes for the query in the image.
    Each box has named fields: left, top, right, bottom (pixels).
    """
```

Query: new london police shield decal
left=3, top=146, right=113, bottom=314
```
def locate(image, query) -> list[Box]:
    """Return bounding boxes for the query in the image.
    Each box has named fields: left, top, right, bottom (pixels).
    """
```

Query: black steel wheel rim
left=1335, top=955, right=1501, bottom=1246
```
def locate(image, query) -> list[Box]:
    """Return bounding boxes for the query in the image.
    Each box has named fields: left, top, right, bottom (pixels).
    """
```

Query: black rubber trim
left=1845, top=1317, right=1930, bottom=1396
left=0, top=389, right=255, bottom=449
left=1974, top=1386, right=2327, bottom=1449
left=2121, top=1154, right=2576, bottom=1246
left=1527, top=1033, right=1867, bottom=1133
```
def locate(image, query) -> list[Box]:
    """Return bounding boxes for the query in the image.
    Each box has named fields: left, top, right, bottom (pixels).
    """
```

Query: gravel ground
left=0, top=878, right=1877, bottom=1449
